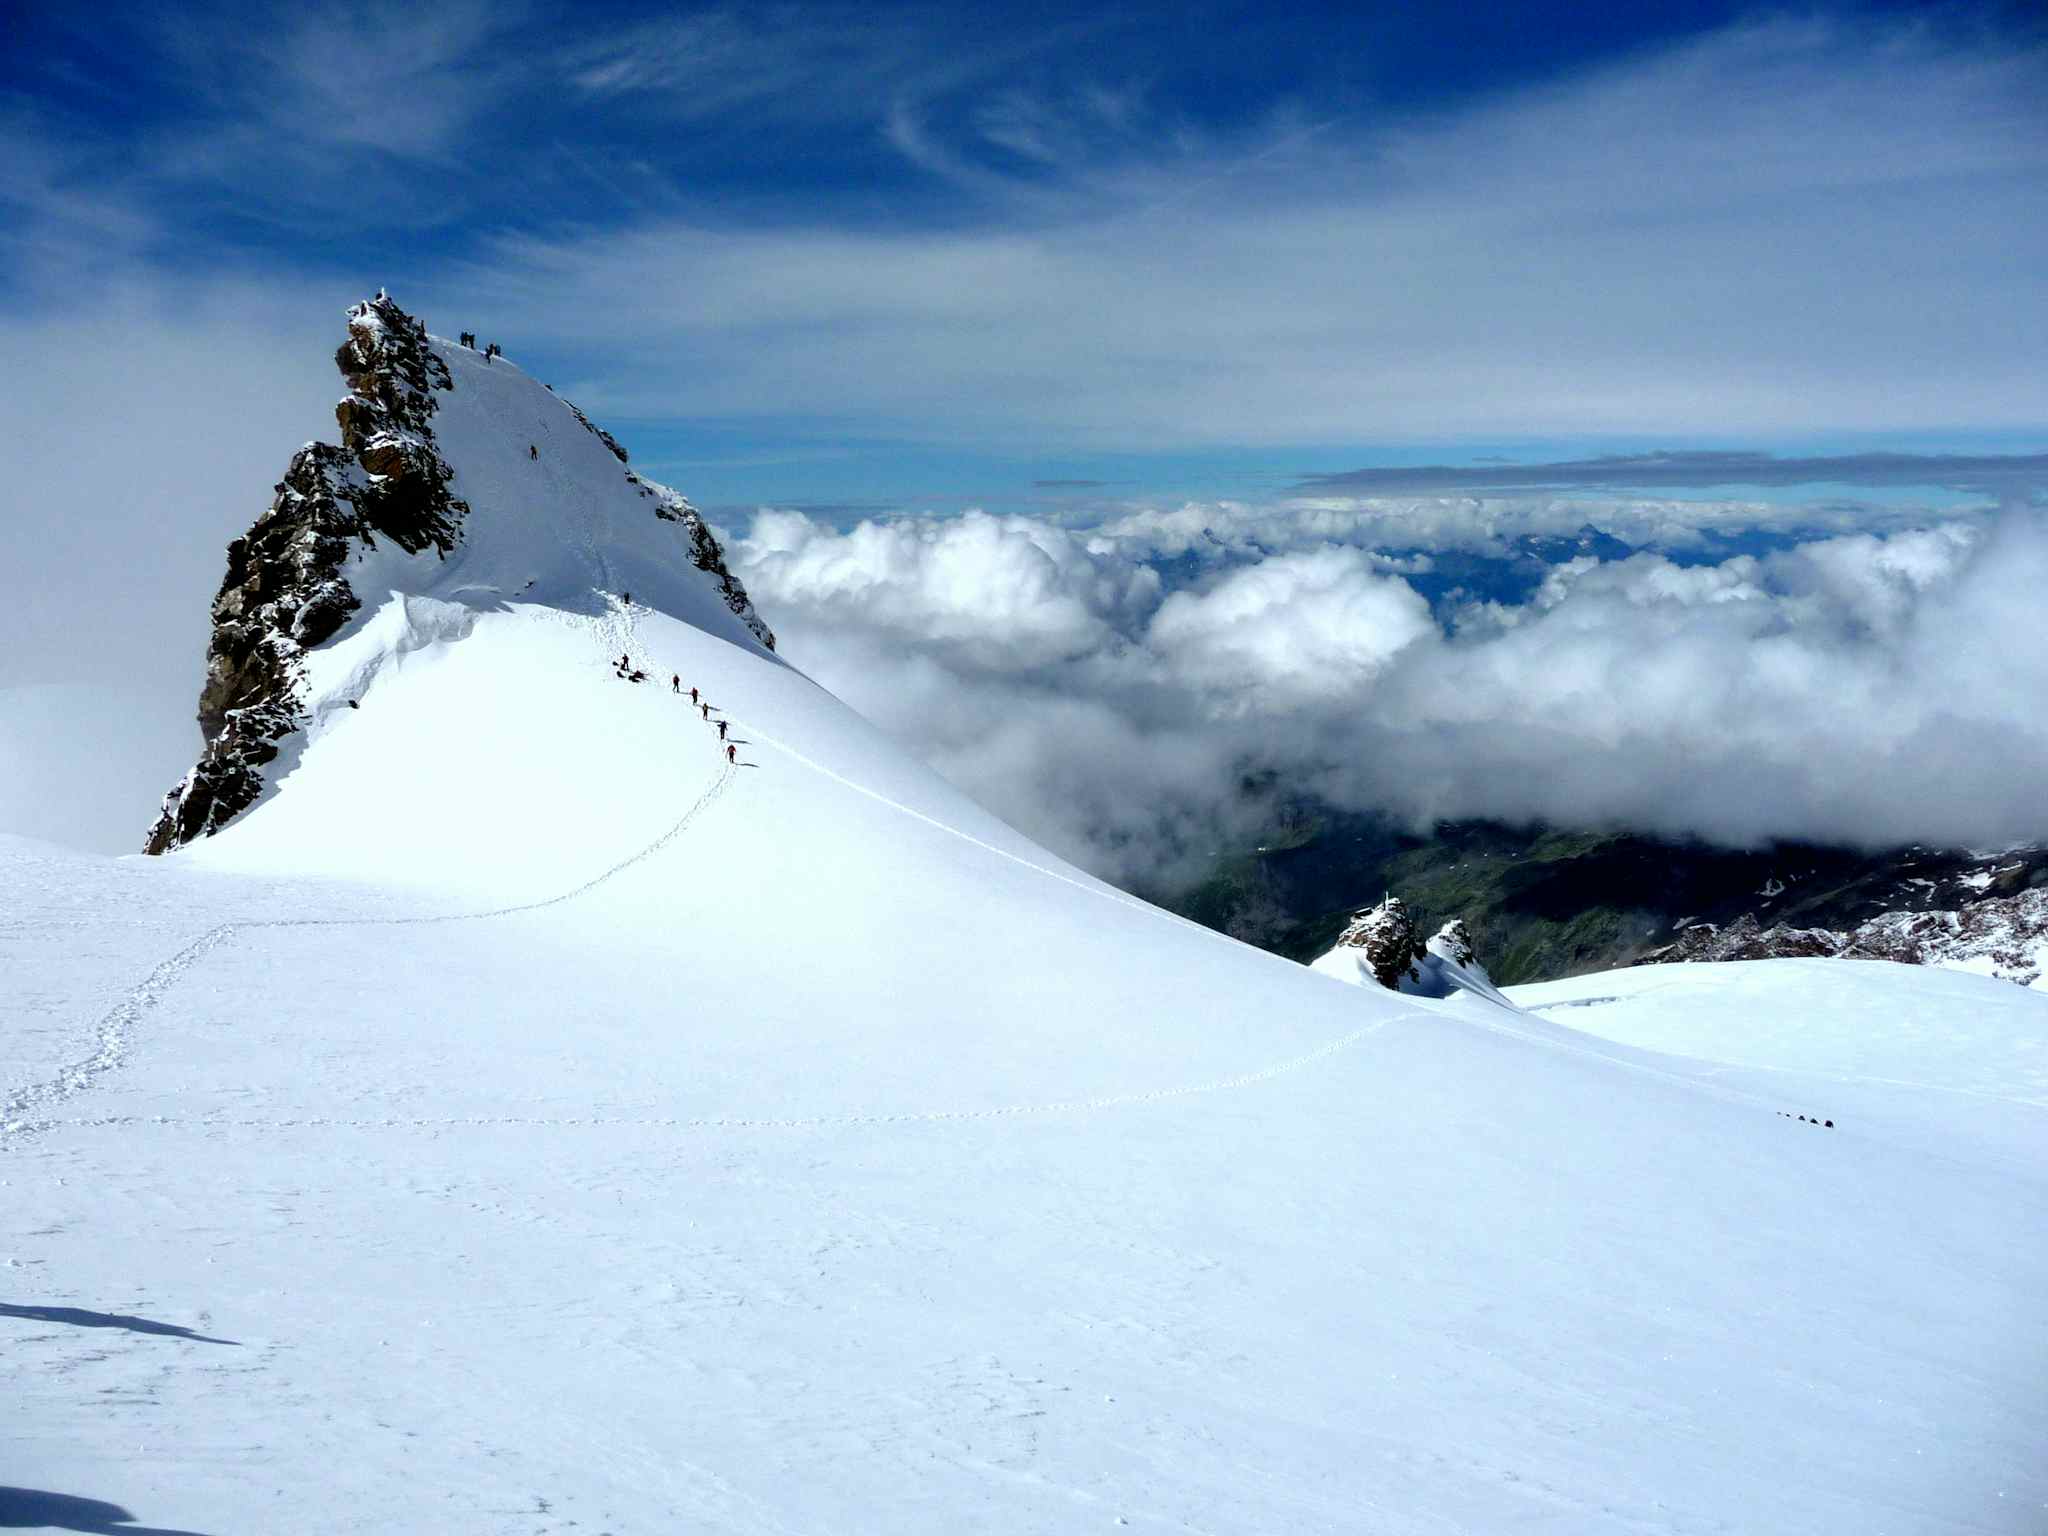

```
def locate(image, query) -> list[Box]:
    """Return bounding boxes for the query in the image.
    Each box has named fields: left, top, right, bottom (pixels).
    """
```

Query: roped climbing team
left=614, top=643, right=745, bottom=770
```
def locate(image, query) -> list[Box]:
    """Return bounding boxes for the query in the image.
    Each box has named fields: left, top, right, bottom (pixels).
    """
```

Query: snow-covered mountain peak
left=145, top=293, right=773, bottom=855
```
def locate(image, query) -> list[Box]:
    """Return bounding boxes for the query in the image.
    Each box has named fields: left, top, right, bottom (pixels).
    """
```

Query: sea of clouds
left=732, top=496, right=2048, bottom=889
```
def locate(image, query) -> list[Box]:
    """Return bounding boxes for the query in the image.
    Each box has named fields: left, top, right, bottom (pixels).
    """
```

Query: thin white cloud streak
left=454, top=18, right=2048, bottom=442
left=732, top=502, right=2048, bottom=885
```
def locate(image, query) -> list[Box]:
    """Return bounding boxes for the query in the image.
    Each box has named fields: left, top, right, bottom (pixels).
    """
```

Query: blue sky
left=4, top=0, right=2046, bottom=516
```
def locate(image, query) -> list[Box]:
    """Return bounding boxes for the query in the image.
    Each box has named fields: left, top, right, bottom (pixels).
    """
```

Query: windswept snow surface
left=8, top=339, right=2046, bottom=1532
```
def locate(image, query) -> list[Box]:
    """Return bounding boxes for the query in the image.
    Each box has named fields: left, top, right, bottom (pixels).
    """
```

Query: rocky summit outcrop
left=1334, top=896, right=1426, bottom=989
left=1635, top=888, right=2048, bottom=988
left=1319, top=899, right=1503, bottom=1001
left=145, top=291, right=773, bottom=854
left=145, top=293, right=467, bottom=855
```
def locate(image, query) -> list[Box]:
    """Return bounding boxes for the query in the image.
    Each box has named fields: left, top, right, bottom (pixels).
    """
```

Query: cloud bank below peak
left=731, top=500, right=2048, bottom=886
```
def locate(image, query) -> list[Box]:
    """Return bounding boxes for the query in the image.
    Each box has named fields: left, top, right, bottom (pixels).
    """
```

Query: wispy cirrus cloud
left=434, top=17, right=2048, bottom=444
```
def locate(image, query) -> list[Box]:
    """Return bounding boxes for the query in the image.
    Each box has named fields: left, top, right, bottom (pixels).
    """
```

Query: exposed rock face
left=1334, top=896, right=1425, bottom=989
left=652, top=493, right=777, bottom=653
left=1635, top=889, right=2048, bottom=988
left=1317, top=903, right=1504, bottom=1002
left=145, top=291, right=773, bottom=853
left=1640, top=913, right=1841, bottom=964
left=146, top=293, right=468, bottom=855
left=1430, top=918, right=1478, bottom=968
left=565, top=397, right=630, bottom=465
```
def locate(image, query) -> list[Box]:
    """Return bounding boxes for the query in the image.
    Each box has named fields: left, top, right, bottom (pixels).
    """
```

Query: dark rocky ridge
left=146, top=292, right=771, bottom=853
left=146, top=294, right=467, bottom=854
left=1636, top=890, right=2048, bottom=986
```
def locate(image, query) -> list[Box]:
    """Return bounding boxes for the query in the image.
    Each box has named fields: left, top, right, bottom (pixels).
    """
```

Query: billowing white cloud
left=737, top=507, right=1157, bottom=667
left=1146, top=548, right=1434, bottom=700
left=733, top=503, right=2048, bottom=887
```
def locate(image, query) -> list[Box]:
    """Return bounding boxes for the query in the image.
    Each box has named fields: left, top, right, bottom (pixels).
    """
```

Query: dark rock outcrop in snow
left=1333, top=896, right=1426, bottom=989
left=146, top=293, right=468, bottom=854
left=1318, top=901, right=1503, bottom=1001
left=655, top=497, right=777, bottom=653
left=145, top=291, right=773, bottom=853
left=1432, top=918, right=1478, bottom=968
left=564, top=398, right=630, bottom=464
left=1640, top=913, right=1841, bottom=964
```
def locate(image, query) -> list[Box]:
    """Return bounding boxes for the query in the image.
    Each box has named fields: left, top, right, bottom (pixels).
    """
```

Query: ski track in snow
left=0, top=596, right=697, bottom=1142
left=23, top=1014, right=1397, bottom=1137
left=0, top=764, right=736, bottom=1141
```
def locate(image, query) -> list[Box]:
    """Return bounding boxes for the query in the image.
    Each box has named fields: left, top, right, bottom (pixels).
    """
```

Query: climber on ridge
left=718, top=719, right=728, bottom=741
left=700, top=702, right=711, bottom=721
left=726, top=743, right=737, bottom=766
left=689, top=686, right=699, bottom=706
left=529, top=444, right=538, bottom=459
left=671, top=674, right=681, bottom=694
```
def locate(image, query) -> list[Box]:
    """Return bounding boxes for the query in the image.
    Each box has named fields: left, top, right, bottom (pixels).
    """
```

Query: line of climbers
left=456, top=332, right=501, bottom=362
left=613, top=651, right=740, bottom=766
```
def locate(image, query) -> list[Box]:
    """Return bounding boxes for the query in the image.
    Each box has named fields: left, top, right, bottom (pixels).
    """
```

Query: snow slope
left=7, top=327, right=2047, bottom=1534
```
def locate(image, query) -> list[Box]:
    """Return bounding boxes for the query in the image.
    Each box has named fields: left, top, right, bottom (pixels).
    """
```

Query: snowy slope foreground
left=6, top=302, right=2047, bottom=1534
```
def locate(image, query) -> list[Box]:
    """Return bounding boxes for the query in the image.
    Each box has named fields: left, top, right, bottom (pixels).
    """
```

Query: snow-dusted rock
left=1312, top=902, right=1512, bottom=1004
left=1332, top=894, right=1425, bottom=988
left=1637, top=888, right=2048, bottom=988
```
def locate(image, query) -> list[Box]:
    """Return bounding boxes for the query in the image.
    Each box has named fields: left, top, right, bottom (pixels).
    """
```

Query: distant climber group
left=457, top=332, right=502, bottom=362
left=615, top=647, right=745, bottom=769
